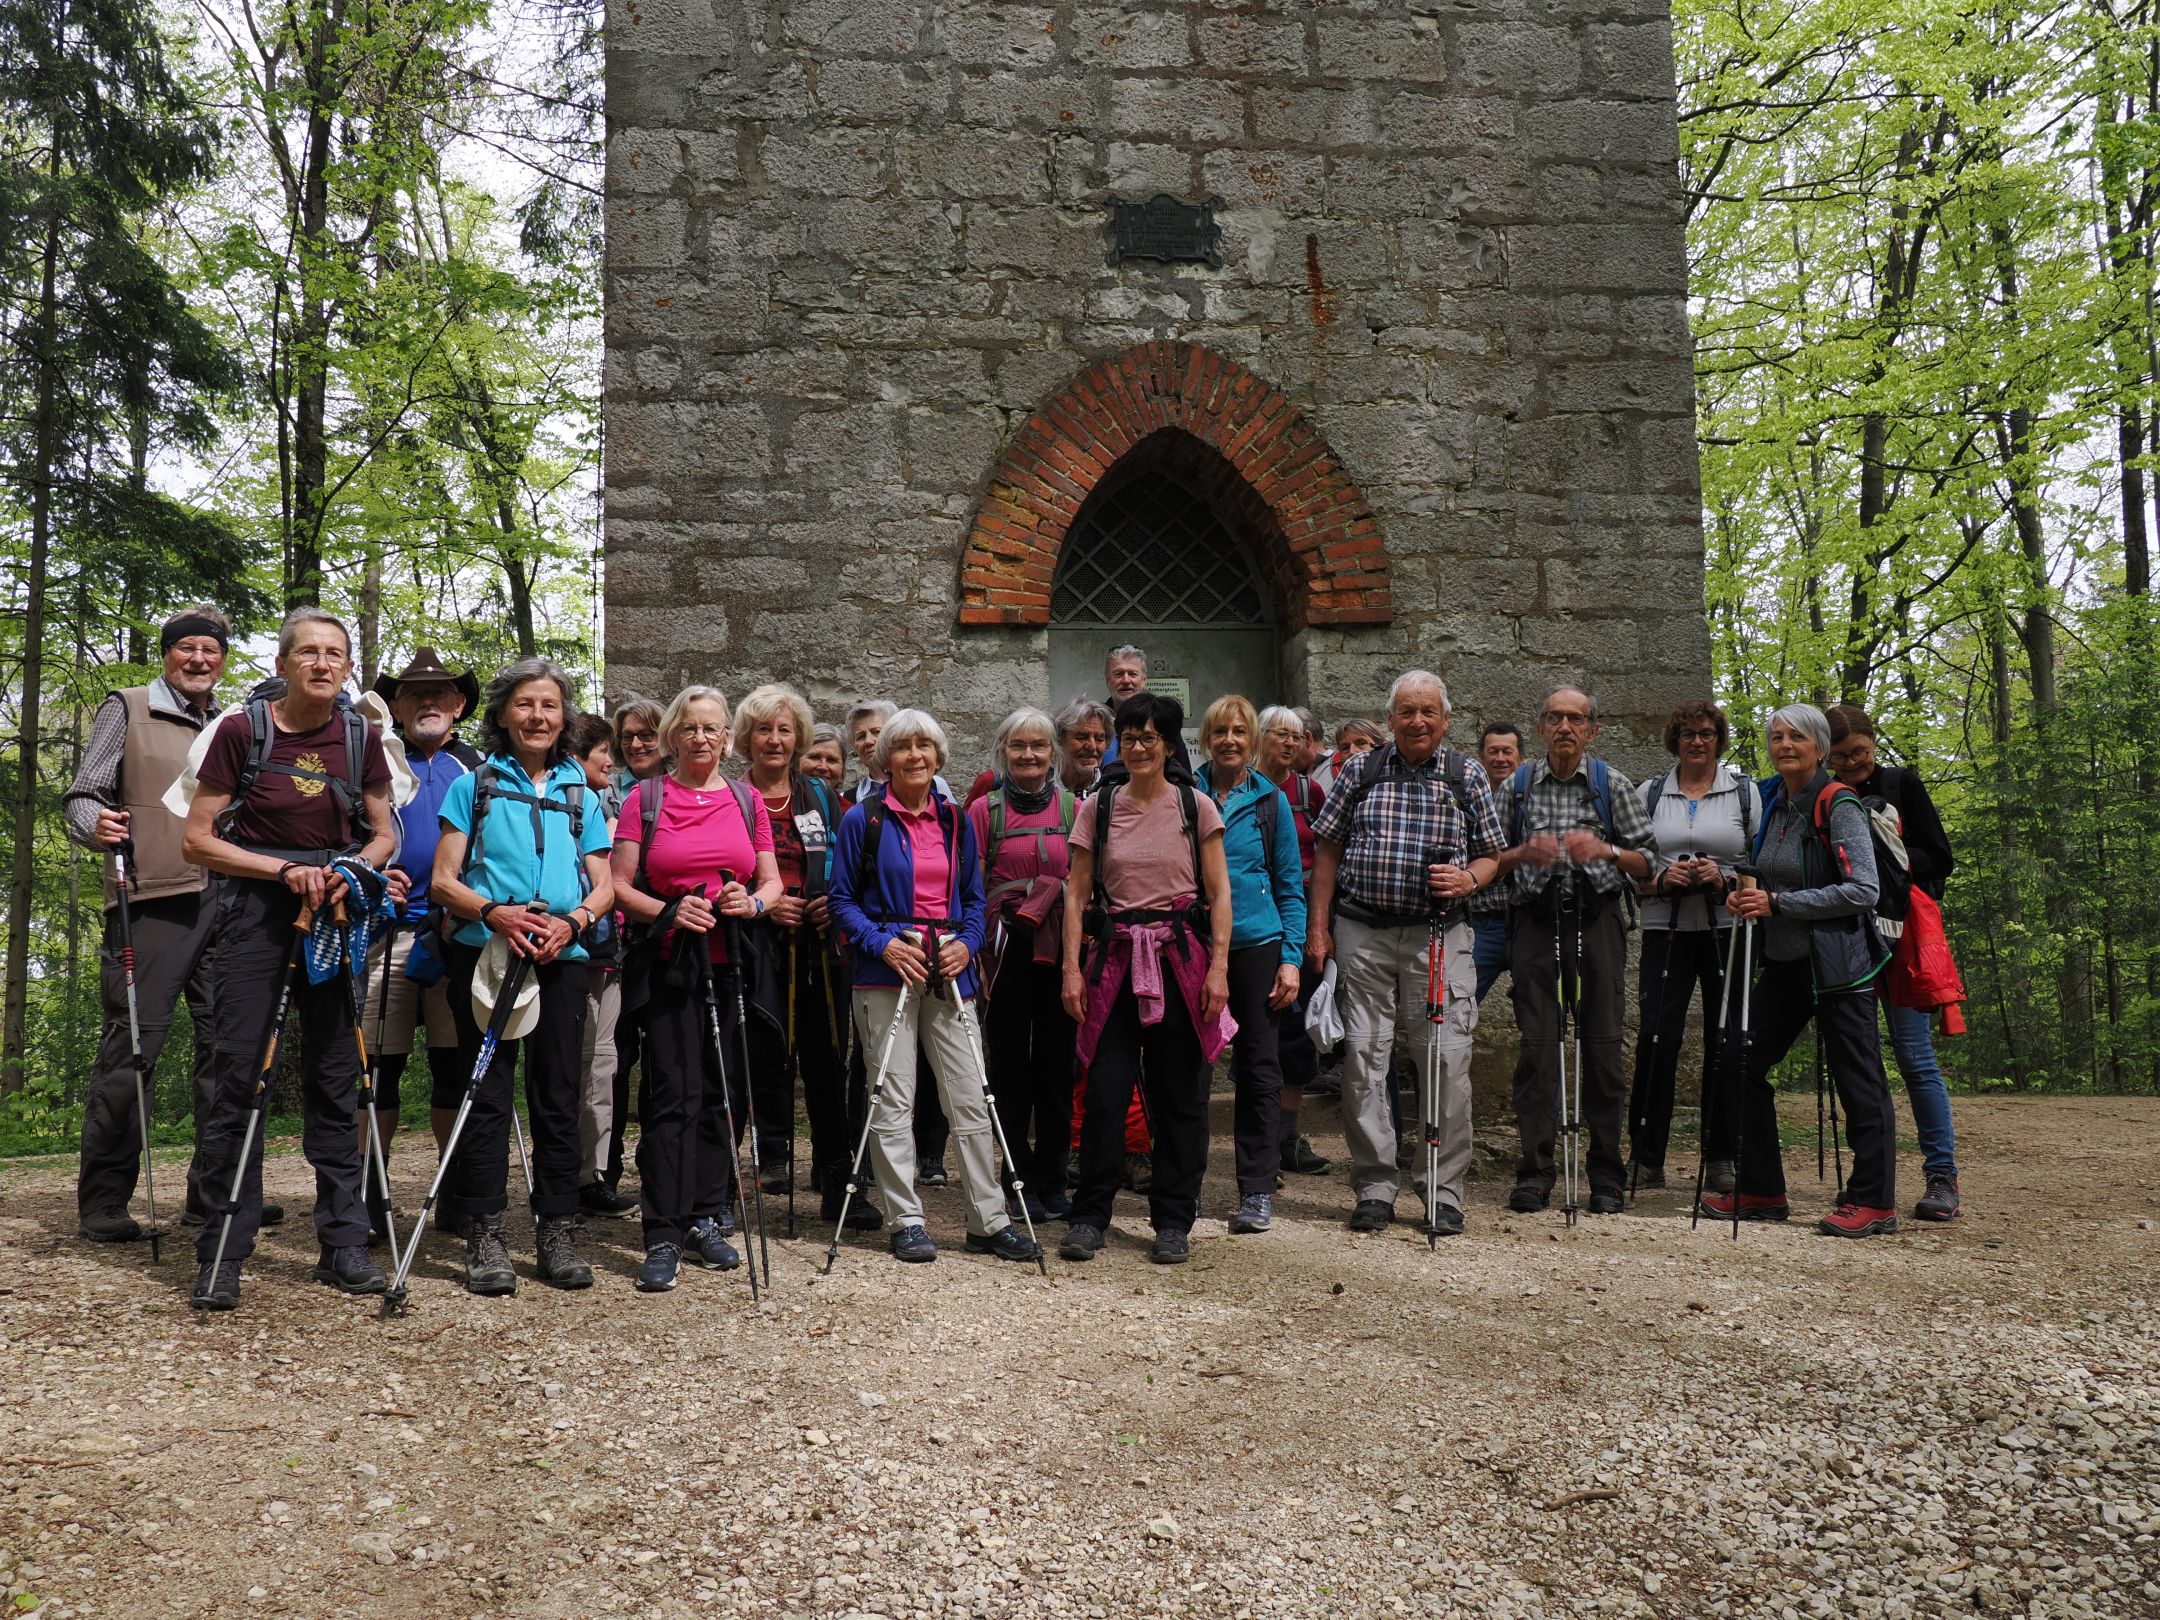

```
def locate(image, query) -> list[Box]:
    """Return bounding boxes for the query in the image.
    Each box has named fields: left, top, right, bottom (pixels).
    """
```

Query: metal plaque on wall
left=1106, top=195, right=1224, bottom=269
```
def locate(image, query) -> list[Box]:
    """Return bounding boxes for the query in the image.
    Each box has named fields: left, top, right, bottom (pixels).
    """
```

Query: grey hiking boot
left=1229, top=1192, right=1273, bottom=1234
left=313, top=1244, right=388, bottom=1295
left=1059, top=1222, right=1105, bottom=1262
left=1913, top=1173, right=1961, bottom=1221
left=465, top=1212, right=517, bottom=1296
left=535, top=1216, right=593, bottom=1290
left=1704, top=1158, right=1736, bottom=1195
left=190, top=1258, right=242, bottom=1311
left=81, top=1206, right=142, bottom=1243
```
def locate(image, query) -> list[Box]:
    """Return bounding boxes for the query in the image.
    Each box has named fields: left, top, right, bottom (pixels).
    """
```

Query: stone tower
left=603, top=0, right=1710, bottom=764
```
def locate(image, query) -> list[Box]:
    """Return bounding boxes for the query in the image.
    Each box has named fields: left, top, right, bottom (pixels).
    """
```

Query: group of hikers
left=66, top=605, right=1968, bottom=1313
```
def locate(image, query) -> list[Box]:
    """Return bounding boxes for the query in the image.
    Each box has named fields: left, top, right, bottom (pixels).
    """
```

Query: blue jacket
left=1198, top=763, right=1306, bottom=967
left=830, top=787, right=989, bottom=998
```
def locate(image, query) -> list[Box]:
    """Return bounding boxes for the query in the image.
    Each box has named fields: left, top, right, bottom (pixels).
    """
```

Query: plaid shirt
left=1495, top=756, right=1655, bottom=902
left=1311, top=743, right=1506, bottom=920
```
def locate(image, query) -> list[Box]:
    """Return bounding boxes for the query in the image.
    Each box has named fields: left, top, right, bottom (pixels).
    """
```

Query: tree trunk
left=3, top=151, right=65, bottom=1098
left=286, top=15, right=338, bottom=607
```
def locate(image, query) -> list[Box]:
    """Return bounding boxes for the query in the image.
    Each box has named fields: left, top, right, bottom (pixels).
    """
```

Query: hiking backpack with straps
left=1507, top=757, right=1614, bottom=847
left=984, top=785, right=1077, bottom=874
left=1809, top=781, right=1913, bottom=937
left=1081, top=777, right=1208, bottom=944
left=214, top=684, right=373, bottom=851
left=1340, top=743, right=1475, bottom=830
left=462, top=759, right=612, bottom=947
left=1642, top=762, right=1758, bottom=850
left=851, top=785, right=963, bottom=922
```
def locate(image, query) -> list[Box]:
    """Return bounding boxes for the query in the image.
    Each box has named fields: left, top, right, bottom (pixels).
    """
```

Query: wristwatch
left=752, top=896, right=766, bottom=917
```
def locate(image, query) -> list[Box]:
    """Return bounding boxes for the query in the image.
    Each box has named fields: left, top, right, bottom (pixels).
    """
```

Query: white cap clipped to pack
left=1304, top=957, right=1345, bottom=1047
left=470, top=933, right=543, bottom=1042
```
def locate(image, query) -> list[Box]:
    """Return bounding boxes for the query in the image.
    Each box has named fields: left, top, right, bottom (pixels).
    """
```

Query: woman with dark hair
left=1708, top=703, right=1900, bottom=1237
left=432, top=658, right=618, bottom=1295
left=1059, top=691, right=1233, bottom=1265
left=1625, top=699, right=1756, bottom=1193
left=609, top=684, right=784, bottom=1292
left=1827, top=703, right=1963, bottom=1221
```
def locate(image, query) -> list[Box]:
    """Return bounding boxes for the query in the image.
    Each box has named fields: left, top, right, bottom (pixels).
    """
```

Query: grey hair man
left=1305, top=670, right=1505, bottom=1238
left=1488, top=683, right=1657, bottom=1218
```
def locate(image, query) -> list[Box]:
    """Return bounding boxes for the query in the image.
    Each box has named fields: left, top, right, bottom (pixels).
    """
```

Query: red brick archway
left=957, top=342, right=1391, bottom=630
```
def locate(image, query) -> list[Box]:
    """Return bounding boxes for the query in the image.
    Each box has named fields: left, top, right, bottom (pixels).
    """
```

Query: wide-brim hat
left=471, top=934, right=542, bottom=1042
left=373, top=646, right=480, bottom=716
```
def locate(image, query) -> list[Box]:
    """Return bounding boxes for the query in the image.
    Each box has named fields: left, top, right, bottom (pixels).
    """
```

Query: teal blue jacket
left=1198, top=763, right=1306, bottom=967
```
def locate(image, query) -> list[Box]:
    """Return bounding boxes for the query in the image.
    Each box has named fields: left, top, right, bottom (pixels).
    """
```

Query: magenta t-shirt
left=640, top=778, right=773, bottom=962
left=883, top=795, right=952, bottom=919
left=965, top=792, right=1071, bottom=905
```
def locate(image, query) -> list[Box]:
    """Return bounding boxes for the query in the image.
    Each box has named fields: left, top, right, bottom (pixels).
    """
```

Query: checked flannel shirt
left=1494, top=755, right=1656, bottom=903
left=1310, top=742, right=1506, bottom=921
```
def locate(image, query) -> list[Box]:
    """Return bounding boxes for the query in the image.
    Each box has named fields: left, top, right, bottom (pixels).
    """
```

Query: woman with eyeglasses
left=1624, top=701, right=1757, bottom=1196
left=1257, top=704, right=1331, bottom=1177
left=597, top=694, right=668, bottom=1203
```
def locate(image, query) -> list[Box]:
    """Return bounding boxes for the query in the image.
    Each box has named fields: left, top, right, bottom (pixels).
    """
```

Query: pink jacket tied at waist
left=1075, top=919, right=1236, bottom=1068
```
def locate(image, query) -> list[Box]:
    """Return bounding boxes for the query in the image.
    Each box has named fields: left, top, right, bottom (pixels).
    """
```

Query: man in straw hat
left=358, top=648, right=483, bottom=1242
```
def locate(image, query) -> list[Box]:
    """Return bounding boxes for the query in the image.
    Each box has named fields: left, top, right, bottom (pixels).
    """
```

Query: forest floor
left=1, top=1093, right=2156, bottom=1620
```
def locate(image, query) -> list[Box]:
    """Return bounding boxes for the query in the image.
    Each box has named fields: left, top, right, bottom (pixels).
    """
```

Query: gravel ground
left=2, top=1093, right=2157, bottom=1620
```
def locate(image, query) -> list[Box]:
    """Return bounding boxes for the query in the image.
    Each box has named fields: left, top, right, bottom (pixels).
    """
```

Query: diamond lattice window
left=1051, top=472, right=1269, bottom=626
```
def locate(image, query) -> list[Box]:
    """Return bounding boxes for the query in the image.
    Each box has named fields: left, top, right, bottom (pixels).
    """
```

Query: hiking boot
left=820, top=1181, right=883, bottom=1231
left=759, top=1163, right=790, bottom=1196
left=1913, top=1173, right=1961, bottom=1222
left=1150, top=1228, right=1191, bottom=1265
left=965, top=1226, right=1041, bottom=1263
left=579, top=1179, right=635, bottom=1216
left=1059, top=1222, right=1105, bottom=1262
left=1037, top=1188, right=1073, bottom=1220
left=636, top=1242, right=683, bottom=1293
left=190, top=1258, right=241, bottom=1311
left=1626, top=1159, right=1667, bottom=1191
left=1507, top=1182, right=1550, bottom=1214
left=535, top=1216, right=594, bottom=1289
left=1228, top=1193, right=1273, bottom=1234
left=1281, top=1135, right=1331, bottom=1175
left=260, top=1201, right=284, bottom=1226
left=917, top=1160, right=948, bottom=1188
left=890, top=1223, right=938, bottom=1263
left=1347, top=1198, right=1393, bottom=1233
left=1703, top=1159, right=1736, bottom=1195
left=1424, top=1202, right=1465, bottom=1238
left=1586, top=1190, right=1624, bottom=1216
left=464, top=1213, right=517, bottom=1296
left=684, top=1218, right=740, bottom=1270
left=313, top=1244, right=388, bottom=1294
left=1122, top=1152, right=1154, bottom=1195
left=80, top=1206, right=142, bottom=1243
left=1697, top=1190, right=1790, bottom=1222
left=1819, top=1202, right=1898, bottom=1239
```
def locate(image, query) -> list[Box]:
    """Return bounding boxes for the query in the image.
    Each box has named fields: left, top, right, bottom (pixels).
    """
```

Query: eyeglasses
left=1677, top=728, right=1719, bottom=744
left=677, top=724, right=727, bottom=740
left=619, top=729, right=657, bottom=744
left=287, top=648, right=347, bottom=667
left=1120, top=732, right=1164, bottom=751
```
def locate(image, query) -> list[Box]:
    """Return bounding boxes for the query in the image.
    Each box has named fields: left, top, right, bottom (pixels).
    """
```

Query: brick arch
left=957, top=341, right=1391, bottom=631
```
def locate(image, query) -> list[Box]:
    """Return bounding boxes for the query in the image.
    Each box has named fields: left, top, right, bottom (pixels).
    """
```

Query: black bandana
left=999, top=775, right=1054, bottom=816
left=160, top=614, right=228, bottom=653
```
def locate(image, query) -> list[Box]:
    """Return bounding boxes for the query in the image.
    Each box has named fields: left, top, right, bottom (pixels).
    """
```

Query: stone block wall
left=604, top=0, right=1711, bottom=775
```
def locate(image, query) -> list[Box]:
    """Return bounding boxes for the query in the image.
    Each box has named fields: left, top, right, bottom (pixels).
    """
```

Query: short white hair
left=874, top=707, right=949, bottom=773
left=1105, top=644, right=1146, bottom=673
left=1257, top=704, right=1303, bottom=736
left=1766, top=702, right=1831, bottom=757
left=1386, top=669, right=1450, bottom=718
left=993, top=705, right=1057, bottom=759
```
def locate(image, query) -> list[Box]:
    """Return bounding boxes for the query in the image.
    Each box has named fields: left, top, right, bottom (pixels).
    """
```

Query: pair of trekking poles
left=821, top=923, right=1047, bottom=1277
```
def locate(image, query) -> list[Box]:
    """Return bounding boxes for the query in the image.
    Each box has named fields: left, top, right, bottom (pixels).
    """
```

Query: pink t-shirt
left=965, top=791, right=1072, bottom=906
left=886, top=795, right=951, bottom=919
left=1069, top=784, right=1223, bottom=912
left=639, top=778, right=773, bottom=962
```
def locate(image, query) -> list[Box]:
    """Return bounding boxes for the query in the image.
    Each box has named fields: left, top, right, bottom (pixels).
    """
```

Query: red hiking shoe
left=1697, top=1190, right=1790, bottom=1222
left=1818, top=1202, right=1899, bottom=1238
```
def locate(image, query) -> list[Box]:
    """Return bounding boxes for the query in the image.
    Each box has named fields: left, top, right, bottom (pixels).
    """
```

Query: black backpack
left=1338, top=743, right=1475, bottom=829
left=1081, top=777, right=1208, bottom=940
left=462, top=759, right=602, bottom=935
left=214, top=682, right=372, bottom=851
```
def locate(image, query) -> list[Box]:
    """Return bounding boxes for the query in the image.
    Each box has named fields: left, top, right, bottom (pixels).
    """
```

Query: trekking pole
left=720, top=877, right=773, bottom=1287
left=508, top=1094, right=536, bottom=1201
left=690, top=902, right=760, bottom=1300
left=1628, top=859, right=1687, bottom=1207
left=1554, top=868, right=1583, bottom=1228
left=1820, top=1032, right=1845, bottom=1196
left=784, top=920, right=799, bottom=1239
left=1421, top=843, right=1446, bottom=1248
left=206, top=901, right=316, bottom=1289
left=382, top=945, right=535, bottom=1314
left=822, top=981, right=914, bottom=1274
left=1727, top=868, right=1760, bottom=1241
left=1693, top=914, right=1744, bottom=1230
left=111, top=839, right=164, bottom=1264
left=956, top=993, right=1047, bottom=1276
left=334, top=899, right=403, bottom=1274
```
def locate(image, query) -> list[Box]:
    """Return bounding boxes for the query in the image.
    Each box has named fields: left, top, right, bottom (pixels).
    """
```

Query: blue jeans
left=1472, top=915, right=1510, bottom=1004
left=1884, top=1001, right=1957, bottom=1176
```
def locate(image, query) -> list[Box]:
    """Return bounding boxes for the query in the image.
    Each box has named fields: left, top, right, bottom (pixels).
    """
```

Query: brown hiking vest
left=101, top=686, right=210, bottom=910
